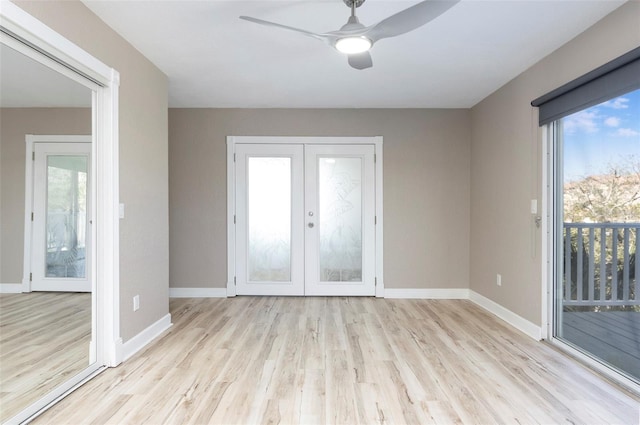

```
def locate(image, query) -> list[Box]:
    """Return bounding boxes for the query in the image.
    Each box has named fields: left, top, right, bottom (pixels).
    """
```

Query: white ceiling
left=5, top=0, right=626, bottom=109
left=81, top=0, right=626, bottom=108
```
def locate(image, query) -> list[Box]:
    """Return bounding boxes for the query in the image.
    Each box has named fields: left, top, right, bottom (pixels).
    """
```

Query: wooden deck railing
left=563, top=223, right=639, bottom=306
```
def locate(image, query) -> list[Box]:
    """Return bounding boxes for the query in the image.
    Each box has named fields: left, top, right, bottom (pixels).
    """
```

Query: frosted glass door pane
left=46, top=155, right=88, bottom=278
left=318, top=157, right=362, bottom=282
left=248, top=157, right=291, bottom=281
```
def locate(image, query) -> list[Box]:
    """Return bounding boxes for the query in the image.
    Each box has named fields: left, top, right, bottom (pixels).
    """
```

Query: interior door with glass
left=235, top=144, right=305, bottom=295
left=304, top=145, right=375, bottom=296
left=31, top=141, right=91, bottom=292
left=234, top=143, right=375, bottom=296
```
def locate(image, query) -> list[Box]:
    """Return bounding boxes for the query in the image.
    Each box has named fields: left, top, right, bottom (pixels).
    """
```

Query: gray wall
left=0, top=108, right=91, bottom=283
left=469, top=1, right=640, bottom=325
left=169, top=109, right=471, bottom=290
left=15, top=0, right=170, bottom=342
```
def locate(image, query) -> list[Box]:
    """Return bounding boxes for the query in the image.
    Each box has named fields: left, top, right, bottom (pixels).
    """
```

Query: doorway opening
left=227, top=136, right=384, bottom=297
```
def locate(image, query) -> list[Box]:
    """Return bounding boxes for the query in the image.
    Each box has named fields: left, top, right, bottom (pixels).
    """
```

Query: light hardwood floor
left=35, top=297, right=639, bottom=425
left=0, top=293, right=91, bottom=422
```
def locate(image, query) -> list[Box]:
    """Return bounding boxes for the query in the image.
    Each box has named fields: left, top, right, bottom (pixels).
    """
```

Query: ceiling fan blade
left=365, top=0, right=460, bottom=42
left=239, top=16, right=324, bottom=41
left=348, top=52, right=373, bottom=70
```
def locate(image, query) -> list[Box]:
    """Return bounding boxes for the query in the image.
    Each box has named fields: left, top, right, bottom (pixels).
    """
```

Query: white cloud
left=603, top=97, right=630, bottom=109
left=604, top=117, right=620, bottom=127
left=616, top=128, right=640, bottom=137
left=563, top=110, right=599, bottom=134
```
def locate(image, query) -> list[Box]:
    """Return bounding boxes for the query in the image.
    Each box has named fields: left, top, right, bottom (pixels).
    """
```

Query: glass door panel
left=555, top=88, right=640, bottom=382
left=247, top=157, right=292, bottom=282
left=46, top=155, right=88, bottom=279
left=318, top=157, right=363, bottom=282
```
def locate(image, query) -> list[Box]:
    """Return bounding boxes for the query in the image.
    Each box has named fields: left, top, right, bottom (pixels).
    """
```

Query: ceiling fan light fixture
left=335, top=36, right=371, bottom=54
left=241, top=0, right=461, bottom=69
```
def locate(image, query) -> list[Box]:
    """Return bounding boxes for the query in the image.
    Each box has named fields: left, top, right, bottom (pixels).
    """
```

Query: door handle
left=308, top=222, right=314, bottom=228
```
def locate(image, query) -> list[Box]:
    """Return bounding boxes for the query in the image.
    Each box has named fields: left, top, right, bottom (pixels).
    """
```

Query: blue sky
left=563, top=88, right=640, bottom=182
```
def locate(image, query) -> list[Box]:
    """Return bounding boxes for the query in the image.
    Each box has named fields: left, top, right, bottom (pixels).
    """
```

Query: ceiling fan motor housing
left=343, top=0, right=366, bottom=8
left=341, top=15, right=366, bottom=31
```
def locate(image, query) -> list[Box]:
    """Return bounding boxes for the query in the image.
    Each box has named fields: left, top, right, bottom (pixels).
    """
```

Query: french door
left=31, top=141, right=92, bottom=292
left=234, top=143, right=376, bottom=296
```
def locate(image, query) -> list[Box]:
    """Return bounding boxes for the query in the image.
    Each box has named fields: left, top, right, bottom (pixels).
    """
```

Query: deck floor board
left=563, top=311, right=640, bottom=379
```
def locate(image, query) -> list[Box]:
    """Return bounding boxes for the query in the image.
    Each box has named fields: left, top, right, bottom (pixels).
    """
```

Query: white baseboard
left=469, top=290, right=541, bottom=340
left=0, top=283, right=23, bottom=293
left=169, top=287, right=227, bottom=298
left=113, top=338, right=124, bottom=366
left=121, top=313, right=172, bottom=362
left=384, top=288, right=470, bottom=299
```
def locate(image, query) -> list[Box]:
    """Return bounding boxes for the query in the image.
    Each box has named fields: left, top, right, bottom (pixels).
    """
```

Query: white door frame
left=227, top=136, right=384, bottom=297
left=1, top=2, right=121, bottom=422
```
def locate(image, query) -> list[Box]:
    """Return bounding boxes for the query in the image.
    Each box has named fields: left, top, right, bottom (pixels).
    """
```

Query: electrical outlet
left=497, top=274, right=502, bottom=286
left=133, top=295, right=140, bottom=311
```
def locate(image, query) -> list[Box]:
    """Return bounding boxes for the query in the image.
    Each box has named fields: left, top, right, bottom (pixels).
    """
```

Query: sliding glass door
left=553, top=88, right=640, bottom=382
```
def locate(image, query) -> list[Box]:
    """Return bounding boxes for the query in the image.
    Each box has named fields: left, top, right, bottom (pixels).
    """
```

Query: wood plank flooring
left=35, top=297, right=640, bottom=425
left=0, top=293, right=91, bottom=422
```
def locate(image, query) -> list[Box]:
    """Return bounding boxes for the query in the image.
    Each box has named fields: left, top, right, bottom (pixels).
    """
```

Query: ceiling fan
left=240, top=0, right=460, bottom=70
